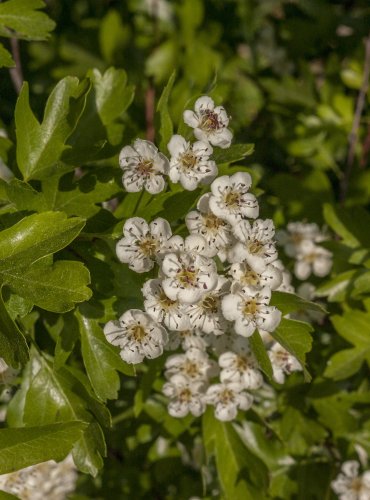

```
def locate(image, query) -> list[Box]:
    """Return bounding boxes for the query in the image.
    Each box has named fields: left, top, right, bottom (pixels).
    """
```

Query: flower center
left=236, top=355, right=248, bottom=372
left=243, top=299, right=258, bottom=316
left=138, top=237, right=158, bottom=256
left=242, top=268, right=260, bottom=286
left=178, top=266, right=197, bottom=286
left=159, top=291, right=176, bottom=308
left=224, top=190, right=240, bottom=208
left=201, top=294, right=219, bottom=313
left=180, top=151, right=198, bottom=170
left=179, top=388, right=192, bottom=403
left=219, top=388, right=234, bottom=404
left=204, top=213, right=225, bottom=231
left=184, top=361, right=200, bottom=378
left=200, top=110, right=221, bottom=131
left=131, top=325, right=147, bottom=341
left=304, top=252, right=317, bottom=263
left=350, top=477, right=363, bottom=492
left=248, top=240, right=263, bottom=255
left=137, top=158, right=154, bottom=176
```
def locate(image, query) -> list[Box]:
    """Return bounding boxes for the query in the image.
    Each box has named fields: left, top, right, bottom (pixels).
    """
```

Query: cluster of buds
left=104, top=96, right=302, bottom=421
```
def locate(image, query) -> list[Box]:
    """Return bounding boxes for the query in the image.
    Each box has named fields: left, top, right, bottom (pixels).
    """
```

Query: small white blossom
left=208, top=172, right=259, bottom=225
left=205, top=382, right=253, bottom=421
left=331, top=460, right=370, bottom=500
left=274, top=260, right=295, bottom=293
left=268, top=342, right=302, bottom=383
left=183, top=96, right=233, bottom=148
left=116, top=217, right=172, bottom=273
left=161, top=250, right=218, bottom=304
left=119, top=139, right=169, bottom=194
left=164, top=233, right=215, bottom=258
left=184, top=276, right=230, bottom=335
left=222, top=286, right=281, bottom=337
left=165, top=347, right=218, bottom=381
left=162, top=374, right=207, bottom=418
left=165, top=328, right=208, bottom=351
left=229, top=261, right=282, bottom=291
left=104, top=309, right=168, bottom=364
left=276, top=222, right=324, bottom=257
left=185, top=193, right=234, bottom=258
left=294, top=240, right=332, bottom=280
left=167, top=135, right=217, bottom=190
left=142, top=279, right=190, bottom=331
left=219, top=350, right=263, bottom=390
left=229, top=219, right=278, bottom=272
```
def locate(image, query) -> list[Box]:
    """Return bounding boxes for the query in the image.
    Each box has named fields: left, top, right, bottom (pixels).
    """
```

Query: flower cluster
left=0, top=455, right=77, bottom=500
left=331, top=460, right=370, bottom=500
left=105, top=96, right=303, bottom=421
left=276, top=222, right=332, bottom=280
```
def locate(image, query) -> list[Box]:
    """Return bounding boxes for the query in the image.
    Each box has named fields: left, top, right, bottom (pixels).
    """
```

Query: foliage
left=0, top=0, right=369, bottom=498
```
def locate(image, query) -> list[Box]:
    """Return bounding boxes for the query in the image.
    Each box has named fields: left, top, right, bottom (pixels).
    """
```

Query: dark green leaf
left=156, top=70, right=176, bottom=153
left=270, top=291, right=326, bottom=315
left=0, top=288, right=28, bottom=367
left=0, top=43, right=14, bottom=68
left=0, top=421, right=86, bottom=474
left=249, top=330, right=273, bottom=380
left=212, top=143, right=254, bottom=165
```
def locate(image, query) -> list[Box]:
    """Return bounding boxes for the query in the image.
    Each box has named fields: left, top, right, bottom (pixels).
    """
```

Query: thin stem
left=340, top=32, right=370, bottom=203
left=111, top=407, right=134, bottom=425
left=9, top=38, right=23, bottom=94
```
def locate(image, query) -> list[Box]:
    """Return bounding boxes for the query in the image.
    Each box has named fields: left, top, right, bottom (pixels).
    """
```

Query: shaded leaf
left=156, top=70, right=176, bottom=153
left=0, top=288, right=28, bottom=367
left=212, top=143, right=254, bottom=165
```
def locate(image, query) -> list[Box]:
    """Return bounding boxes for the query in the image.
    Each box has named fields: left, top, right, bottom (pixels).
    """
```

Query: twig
left=9, top=38, right=23, bottom=94
left=340, top=32, right=370, bottom=203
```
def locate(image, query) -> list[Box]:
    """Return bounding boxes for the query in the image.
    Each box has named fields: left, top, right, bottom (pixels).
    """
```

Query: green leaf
left=3, top=260, right=92, bottom=313
left=15, top=78, right=88, bottom=181
left=0, top=0, right=55, bottom=41
left=22, top=349, right=106, bottom=476
left=0, top=490, right=18, bottom=499
left=212, top=143, right=254, bottom=164
left=0, top=212, right=85, bottom=272
left=271, top=318, right=313, bottom=380
left=91, top=67, right=135, bottom=126
left=156, top=70, right=176, bottom=152
left=0, top=421, right=86, bottom=474
left=249, top=330, right=273, bottom=380
left=331, top=311, right=370, bottom=347
left=324, top=348, right=368, bottom=381
left=4, top=179, right=47, bottom=212
left=0, top=43, right=14, bottom=68
left=54, top=313, right=79, bottom=370
left=323, top=204, right=370, bottom=248
left=0, top=287, right=28, bottom=367
left=202, top=410, right=268, bottom=499
left=76, top=310, right=134, bottom=402
left=315, top=269, right=357, bottom=302
left=270, top=291, right=326, bottom=315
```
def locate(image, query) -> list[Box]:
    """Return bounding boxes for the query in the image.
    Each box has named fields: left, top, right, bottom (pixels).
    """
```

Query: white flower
left=142, top=279, right=190, bottom=331
left=229, top=219, right=278, bottom=272
left=294, top=240, right=332, bottom=280
left=184, top=275, right=230, bottom=335
left=119, top=139, right=169, bottom=194
left=165, top=328, right=208, bottom=351
left=165, top=347, right=218, bottom=381
left=219, top=350, right=263, bottom=390
left=208, top=172, right=259, bottom=225
left=331, top=460, right=370, bottom=500
left=229, top=261, right=282, bottom=291
left=161, top=250, right=218, bottom=304
left=268, top=342, right=302, bottom=384
left=116, top=217, right=172, bottom=273
left=276, top=222, right=326, bottom=257
left=185, top=193, right=234, bottom=258
left=0, top=455, right=77, bottom=500
left=162, top=374, right=207, bottom=418
left=167, top=135, right=217, bottom=190
left=164, top=233, right=214, bottom=258
left=104, top=309, right=168, bottom=364
left=183, top=96, right=233, bottom=148
left=205, top=382, right=253, bottom=421
left=222, top=286, right=281, bottom=337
